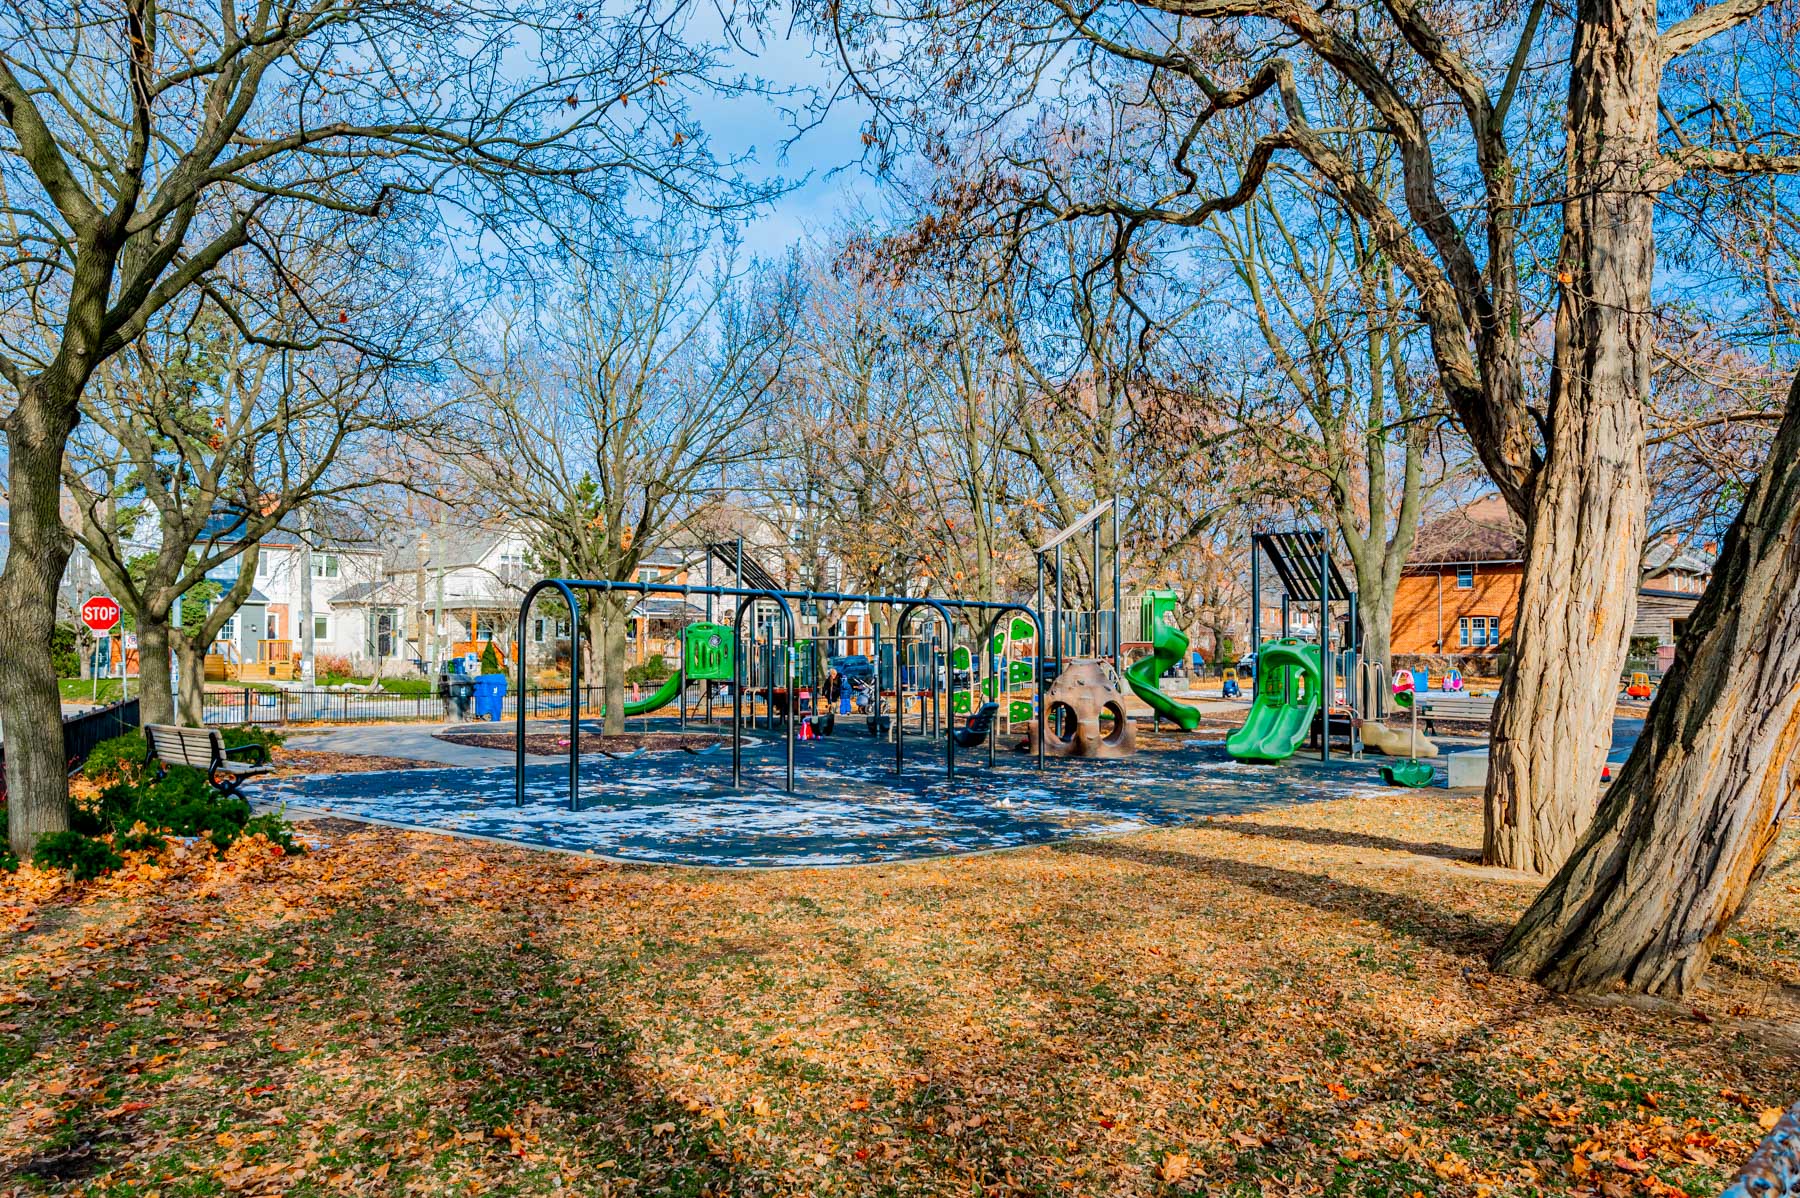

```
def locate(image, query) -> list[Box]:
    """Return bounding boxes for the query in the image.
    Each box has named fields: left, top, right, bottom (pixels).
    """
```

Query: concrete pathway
left=281, top=723, right=561, bottom=768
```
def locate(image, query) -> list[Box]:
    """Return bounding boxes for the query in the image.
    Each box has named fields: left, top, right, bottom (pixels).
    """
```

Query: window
left=475, top=613, right=498, bottom=641
left=255, top=553, right=269, bottom=580
left=1459, top=616, right=1501, bottom=648
left=312, top=614, right=330, bottom=642
left=533, top=617, right=570, bottom=644
left=1455, top=564, right=1475, bottom=589
left=312, top=553, right=339, bottom=579
left=218, top=616, right=237, bottom=641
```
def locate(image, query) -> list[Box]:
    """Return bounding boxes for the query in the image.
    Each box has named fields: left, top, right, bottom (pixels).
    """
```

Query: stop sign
left=81, top=596, right=121, bottom=633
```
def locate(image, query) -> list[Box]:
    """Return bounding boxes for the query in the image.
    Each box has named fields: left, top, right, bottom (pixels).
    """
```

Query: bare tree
left=61, top=227, right=443, bottom=725
left=0, top=0, right=773, bottom=852
left=462, top=238, right=795, bottom=733
left=1210, top=169, right=1450, bottom=689
left=809, top=0, right=1800, bottom=875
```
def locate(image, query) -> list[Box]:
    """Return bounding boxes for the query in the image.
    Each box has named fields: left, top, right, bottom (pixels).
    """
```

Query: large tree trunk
left=579, top=600, right=605, bottom=716
left=1494, top=374, right=1800, bottom=995
left=1482, top=0, right=1656, bottom=873
left=135, top=619, right=176, bottom=727
left=1356, top=586, right=1395, bottom=718
left=176, top=634, right=208, bottom=726
left=0, top=380, right=81, bottom=856
left=602, top=598, right=628, bottom=735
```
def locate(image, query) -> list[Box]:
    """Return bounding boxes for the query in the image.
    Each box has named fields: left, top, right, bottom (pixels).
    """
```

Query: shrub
left=480, top=642, right=503, bottom=674
left=52, top=724, right=304, bottom=878
left=83, top=731, right=148, bottom=782
left=316, top=653, right=355, bottom=678
left=626, top=656, right=672, bottom=686
left=53, top=622, right=81, bottom=678
left=220, top=725, right=285, bottom=752
left=33, top=830, right=123, bottom=881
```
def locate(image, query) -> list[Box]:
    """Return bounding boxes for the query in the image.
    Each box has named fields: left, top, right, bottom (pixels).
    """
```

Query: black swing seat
left=950, top=702, right=999, bottom=749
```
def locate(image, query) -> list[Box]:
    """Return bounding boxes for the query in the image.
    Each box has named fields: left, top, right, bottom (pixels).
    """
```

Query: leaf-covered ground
left=1, top=795, right=1794, bottom=1197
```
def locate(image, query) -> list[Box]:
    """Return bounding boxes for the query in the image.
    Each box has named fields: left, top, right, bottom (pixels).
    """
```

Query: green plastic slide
left=1225, top=639, right=1322, bottom=763
left=1123, top=591, right=1202, bottom=732
left=593, top=670, right=686, bottom=718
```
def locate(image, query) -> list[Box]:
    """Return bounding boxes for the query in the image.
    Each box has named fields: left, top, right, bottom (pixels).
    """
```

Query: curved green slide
left=1124, top=591, right=1202, bottom=731
left=595, top=671, right=686, bottom=718
left=1226, top=639, right=1321, bottom=762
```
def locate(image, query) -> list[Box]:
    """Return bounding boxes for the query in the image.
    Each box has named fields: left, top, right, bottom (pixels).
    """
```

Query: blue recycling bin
left=473, top=673, right=508, bottom=722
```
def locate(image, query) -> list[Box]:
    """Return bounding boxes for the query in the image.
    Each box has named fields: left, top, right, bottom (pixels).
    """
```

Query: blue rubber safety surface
left=259, top=724, right=1394, bottom=868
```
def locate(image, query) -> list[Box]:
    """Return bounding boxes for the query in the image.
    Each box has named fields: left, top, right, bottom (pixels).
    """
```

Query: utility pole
left=433, top=523, right=447, bottom=674
left=415, top=530, right=429, bottom=676
left=299, top=507, right=315, bottom=685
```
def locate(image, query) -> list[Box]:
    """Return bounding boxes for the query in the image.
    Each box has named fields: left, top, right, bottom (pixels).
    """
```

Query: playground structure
left=1229, top=530, right=1361, bottom=765
left=513, top=570, right=1051, bottom=811
left=1032, top=500, right=1202, bottom=756
left=1027, top=658, right=1138, bottom=758
left=1126, top=589, right=1203, bottom=732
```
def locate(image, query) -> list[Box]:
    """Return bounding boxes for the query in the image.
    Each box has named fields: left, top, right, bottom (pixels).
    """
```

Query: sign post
left=81, top=597, right=122, bottom=705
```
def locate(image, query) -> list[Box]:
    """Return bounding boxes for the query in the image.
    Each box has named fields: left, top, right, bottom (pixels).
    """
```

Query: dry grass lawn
left=1, top=791, right=1794, bottom=1197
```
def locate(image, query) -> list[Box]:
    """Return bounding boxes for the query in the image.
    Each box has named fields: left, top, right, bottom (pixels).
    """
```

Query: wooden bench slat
left=143, top=724, right=271, bottom=796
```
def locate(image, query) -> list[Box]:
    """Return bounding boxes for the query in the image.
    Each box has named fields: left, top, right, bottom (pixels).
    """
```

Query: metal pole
left=705, top=553, right=715, bottom=724
left=568, top=590, right=582, bottom=811
left=1320, top=536, right=1331, bottom=764
left=1111, top=501, right=1122, bottom=678
left=732, top=609, right=743, bottom=787
left=1250, top=532, right=1262, bottom=661
left=1054, top=543, right=1064, bottom=671
left=678, top=586, right=690, bottom=733
left=873, top=621, right=883, bottom=753
left=894, top=619, right=905, bottom=775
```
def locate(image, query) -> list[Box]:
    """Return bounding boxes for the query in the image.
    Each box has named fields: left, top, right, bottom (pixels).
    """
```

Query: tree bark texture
left=1483, top=0, right=1656, bottom=873
left=0, top=378, right=82, bottom=855
left=176, top=635, right=208, bottom=726
left=602, top=599, right=629, bottom=736
left=1494, top=374, right=1800, bottom=996
left=135, top=619, right=175, bottom=728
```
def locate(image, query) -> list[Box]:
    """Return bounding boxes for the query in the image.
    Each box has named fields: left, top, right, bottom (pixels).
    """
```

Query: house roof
left=380, top=523, right=511, bottom=573
left=1407, top=495, right=1525, bottom=565
left=1642, top=537, right=1714, bottom=577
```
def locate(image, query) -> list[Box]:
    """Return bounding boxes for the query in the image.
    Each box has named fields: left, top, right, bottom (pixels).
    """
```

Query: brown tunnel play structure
left=1025, top=659, right=1137, bottom=758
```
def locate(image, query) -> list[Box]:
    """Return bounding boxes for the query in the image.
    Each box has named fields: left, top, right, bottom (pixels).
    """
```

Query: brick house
left=1391, top=496, right=1525, bottom=664
left=1391, top=496, right=1714, bottom=674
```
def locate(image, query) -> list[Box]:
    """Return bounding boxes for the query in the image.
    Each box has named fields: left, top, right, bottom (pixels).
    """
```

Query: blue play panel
left=260, top=728, right=1387, bottom=868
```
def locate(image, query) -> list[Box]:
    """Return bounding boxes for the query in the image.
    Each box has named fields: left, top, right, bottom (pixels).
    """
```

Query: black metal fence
left=0, top=697, right=142, bottom=781
left=63, top=698, right=142, bottom=769
left=195, top=685, right=707, bottom=727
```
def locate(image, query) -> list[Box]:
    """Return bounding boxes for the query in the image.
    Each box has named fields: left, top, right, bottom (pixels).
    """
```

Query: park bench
left=143, top=723, right=274, bottom=798
left=1417, top=693, right=1498, bottom=735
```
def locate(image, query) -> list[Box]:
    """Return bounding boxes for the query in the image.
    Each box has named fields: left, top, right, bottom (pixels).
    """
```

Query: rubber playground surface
left=259, top=720, right=1400, bottom=868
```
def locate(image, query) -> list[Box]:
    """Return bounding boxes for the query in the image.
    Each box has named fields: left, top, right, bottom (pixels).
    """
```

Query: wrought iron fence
left=0, top=697, right=141, bottom=781
left=194, top=685, right=714, bottom=727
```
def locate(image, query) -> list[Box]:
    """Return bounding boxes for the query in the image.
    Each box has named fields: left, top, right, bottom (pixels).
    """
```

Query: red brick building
left=1391, top=496, right=1714, bottom=672
left=1392, top=496, right=1525, bottom=660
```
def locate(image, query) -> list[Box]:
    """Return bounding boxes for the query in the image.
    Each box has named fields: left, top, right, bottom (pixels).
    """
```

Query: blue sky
left=685, top=29, right=883, bottom=259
